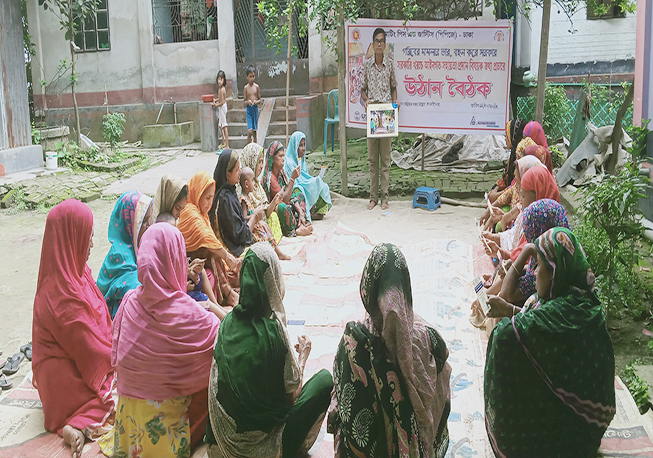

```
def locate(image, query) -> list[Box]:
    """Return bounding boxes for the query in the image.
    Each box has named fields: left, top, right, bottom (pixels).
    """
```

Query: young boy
left=213, top=70, right=229, bottom=150
left=240, top=166, right=290, bottom=260
left=243, top=65, right=261, bottom=145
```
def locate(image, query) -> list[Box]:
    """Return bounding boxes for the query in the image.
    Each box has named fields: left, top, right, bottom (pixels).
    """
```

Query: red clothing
left=269, top=172, right=283, bottom=200
left=32, top=200, right=115, bottom=436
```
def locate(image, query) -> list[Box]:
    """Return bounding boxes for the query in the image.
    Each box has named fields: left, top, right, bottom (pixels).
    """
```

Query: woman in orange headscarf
left=178, top=171, right=239, bottom=307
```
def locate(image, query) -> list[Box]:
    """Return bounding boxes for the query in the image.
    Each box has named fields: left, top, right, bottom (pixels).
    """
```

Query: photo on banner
left=367, top=103, right=399, bottom=138
left=346, top=19, right=513, bottom=135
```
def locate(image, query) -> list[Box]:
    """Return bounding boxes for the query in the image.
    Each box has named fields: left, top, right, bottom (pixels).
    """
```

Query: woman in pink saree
left=32, top=199, right=116, bottom=458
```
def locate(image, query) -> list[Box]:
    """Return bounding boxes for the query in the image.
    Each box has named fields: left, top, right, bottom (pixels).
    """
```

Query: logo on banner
left=494, top=31, right=505, bottom=41
left=470, top=116, right=476, bottom=125
left=352, top=29, right=361, bottom=41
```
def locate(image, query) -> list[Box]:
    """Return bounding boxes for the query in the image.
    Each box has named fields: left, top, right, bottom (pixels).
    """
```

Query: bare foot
left=367, top=201, right=377, bottom=210
left=275, top=246, right=291, bottom=260
left=381, top=201, right=389, bottom=210
left=224, top=289, right=239, bottom=308
left=296, top=225, right=313, bottom=236
left=63, top=425, right=85, bottom=458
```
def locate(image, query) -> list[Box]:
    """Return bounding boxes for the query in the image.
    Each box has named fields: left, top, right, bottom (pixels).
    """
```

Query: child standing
left=243, top=65, right=261, bottom=145
left=213, top=70, right=229, bottom=150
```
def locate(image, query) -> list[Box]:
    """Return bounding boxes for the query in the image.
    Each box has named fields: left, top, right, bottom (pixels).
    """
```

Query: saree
left=32, top=200, right=115, bottom=437
left=178, top=171, right=223, bottom=253
left=521, top=166, right=561, bottom=202
left=284, top=131, right=332, bottom=221
left=263, top=141, right=306, bottom=236
left=153, top=173, right=187, bottom=219
left=214, top=149, right=254, bottom=257
left=241, top=142, right=283, bottom=243
left=330, top=244, right=451, bottom=458
left=206, top=242, right=303, bottom=458
left=485, top=227, right=615, bottom=457
left=97, top=190, right=153, bottom=318
left=100, top=223, right=220, bottom=458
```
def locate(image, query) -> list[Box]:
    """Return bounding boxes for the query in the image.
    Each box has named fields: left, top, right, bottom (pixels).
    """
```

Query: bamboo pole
left=285, top=0, right=294, bottom=146
left=534, top=0, right=551, bottom=124
left=421, top=133, right=425, bottom=172
left=337, top=11, right=348, bottom=195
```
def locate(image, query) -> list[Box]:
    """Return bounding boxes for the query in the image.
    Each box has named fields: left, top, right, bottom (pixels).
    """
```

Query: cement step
left=267, top=121, right=298, bottom=136
left=227, top=108, right=247, bottom=124
left=271, top=106, right=296, bottom=122
left=273, top=96, right=299, bottom=108
left=262, top=135, right=292, bottom=149
left=226, top=122, right=250, bottom=137
left=227, top=136, right=259, bottom=150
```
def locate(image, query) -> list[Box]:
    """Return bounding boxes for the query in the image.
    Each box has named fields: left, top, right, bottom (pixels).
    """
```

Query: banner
left=346, top=19, right=512, bottom=135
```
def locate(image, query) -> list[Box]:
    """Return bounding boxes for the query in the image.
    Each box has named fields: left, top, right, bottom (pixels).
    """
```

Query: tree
left=37, top=0, right=98, bottom=144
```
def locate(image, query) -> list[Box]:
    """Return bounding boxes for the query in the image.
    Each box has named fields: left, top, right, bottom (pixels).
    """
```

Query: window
left=73, top=0, right=110, bottom=52
left=587, top=0, right=626, bottom=19
left=152, top=0, right=218, bottom=44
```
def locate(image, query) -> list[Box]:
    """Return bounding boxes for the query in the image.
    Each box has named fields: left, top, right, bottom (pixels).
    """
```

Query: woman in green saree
left=328, top=243, right=452, bottom=458
left=484, top=227, right=615, bottom=457
left=205, top=242, right=333, bottom=458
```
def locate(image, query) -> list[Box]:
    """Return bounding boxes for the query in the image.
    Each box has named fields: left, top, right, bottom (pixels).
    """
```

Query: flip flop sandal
left=3, top=353, right=24, bottom=376
left=0, top=375, right=11, bottom=390
left=20, top=344, right=32, bottom=361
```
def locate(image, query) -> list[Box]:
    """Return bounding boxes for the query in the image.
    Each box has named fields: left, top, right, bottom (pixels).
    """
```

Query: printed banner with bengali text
left=346, top=18, right=512, bottom=135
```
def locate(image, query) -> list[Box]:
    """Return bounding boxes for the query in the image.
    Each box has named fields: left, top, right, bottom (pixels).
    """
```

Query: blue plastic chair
left=324, top=89, right=339, bottom=155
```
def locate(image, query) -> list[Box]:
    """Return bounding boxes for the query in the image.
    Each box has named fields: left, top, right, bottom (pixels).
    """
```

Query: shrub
left=103, top=112, right=126, bottom=148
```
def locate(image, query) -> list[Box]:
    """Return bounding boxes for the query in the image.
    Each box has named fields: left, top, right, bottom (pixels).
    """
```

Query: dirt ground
left=0, top=152, right=484, bottom=385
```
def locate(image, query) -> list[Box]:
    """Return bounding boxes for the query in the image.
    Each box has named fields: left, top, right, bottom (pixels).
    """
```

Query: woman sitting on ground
left=178, top=170, right=239, bottom=307
left=284, top=131, right=332, bottom=221
left=152, top=173, right=188, bottom=220
left=484, top=227, right=615, bottom=456
left=33, top=200, right=115, bottom=458
left=240, top=142, right=284, bottom=243
left=206, top=242, right=333, bottom=458
left=328, top=243, right=452, bottom=457
left=487, top=118, right=527, bottom=203
left=98, top=223, right=221, bottom=458
left=97, top=190, right=153, bottom=318
left=471, top=199, right=570, bottom=329
left=262, top=141, right=313, bottom=237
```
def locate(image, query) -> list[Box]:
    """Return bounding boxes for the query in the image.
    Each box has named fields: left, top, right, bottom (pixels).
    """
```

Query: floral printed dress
left=98, top=396, right=192, bottom=458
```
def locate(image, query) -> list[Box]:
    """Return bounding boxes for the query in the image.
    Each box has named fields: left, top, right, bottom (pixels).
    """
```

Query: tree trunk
left=607, top=82, right=635, bottom=173
left=534, top=0, right=551, bottom=125
left=337, top=11, right=348, bottom=196
left=69, top=0, right=81, bottom=144
left=285, top=0, right=294, bottom=146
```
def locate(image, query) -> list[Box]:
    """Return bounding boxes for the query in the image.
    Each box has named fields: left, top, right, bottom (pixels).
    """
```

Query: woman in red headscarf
left=32, top=199, right=115, bottom=458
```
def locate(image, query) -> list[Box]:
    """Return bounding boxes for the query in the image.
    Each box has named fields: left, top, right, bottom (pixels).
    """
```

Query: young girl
left=240, top=166, right=290, bottom=260
left=213, top=70, right=229, bottom=150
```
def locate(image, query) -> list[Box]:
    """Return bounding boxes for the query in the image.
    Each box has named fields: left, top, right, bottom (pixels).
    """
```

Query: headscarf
left=153, top=174, right=187, bottom=219
left=535, top=227, right=595, bottom=298
left=515, top=156, right=546, bottom=186
left=485, top=227, right=615, bottom=455
left=262, top=141, right=286, bottom=199
left=523, top=144, right=553, bottom=174
left=112, top=223, right=220, bottom=401
left=499, top=119, right=527, bottom=189
left=521, top=166, right=560, bottom=202
left=177, top=170, right=223, bottom=252
left=359, top=243, right=451, bottom=458
left=33, top=200, right=114, bottom=399
left=523, top=121, right=549, bottom=149
left=213, top=149, right=254, bottom=256
left=283, top=131, right=332, bottom=221
left=97, top=191, right=153, bottom=318
left=241, top=143, right=269, bottom=207
left=212, top=242, right=301, bottom=433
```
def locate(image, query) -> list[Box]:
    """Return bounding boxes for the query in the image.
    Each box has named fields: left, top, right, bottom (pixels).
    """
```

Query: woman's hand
left=295, top=335, right=312, bottom=366
left=291, top=165, right=301, bottom=181
left=187, top=280, right=195, bottom=292
left=500, top=211, right=515, bottom=231
left=483, top=239, right=500, bottom=258
left=226, top=253, right=238, bottom=271
left=487, top=295, right=517, bottom=318
left=189, top=258, right=205, bottom=275
left=489, top=205, right=504, bottom=223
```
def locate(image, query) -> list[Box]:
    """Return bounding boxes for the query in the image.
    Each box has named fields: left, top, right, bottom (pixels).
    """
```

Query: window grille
left=153, top=0, right=218, bottom=44
left=73, top=0, right=110, bottom=52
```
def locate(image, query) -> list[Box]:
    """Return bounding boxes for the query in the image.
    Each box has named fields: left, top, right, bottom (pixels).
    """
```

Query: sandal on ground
left=0, top=374, right=12, bottom=390
left=20, top=343, right=32, bottom=361
left=3, top=353, right=24, bottom=376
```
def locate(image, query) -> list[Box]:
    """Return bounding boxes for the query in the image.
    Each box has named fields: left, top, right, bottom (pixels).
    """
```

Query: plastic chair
left=412, top=187, right=441, bottom=211
left=324, top=89, right=339, bottom=155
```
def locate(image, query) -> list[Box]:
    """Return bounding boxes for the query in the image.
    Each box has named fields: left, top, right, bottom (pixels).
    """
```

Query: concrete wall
left=528, top=3, right=636, bottom=73
left=27, top=0, right=234, bottom=111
